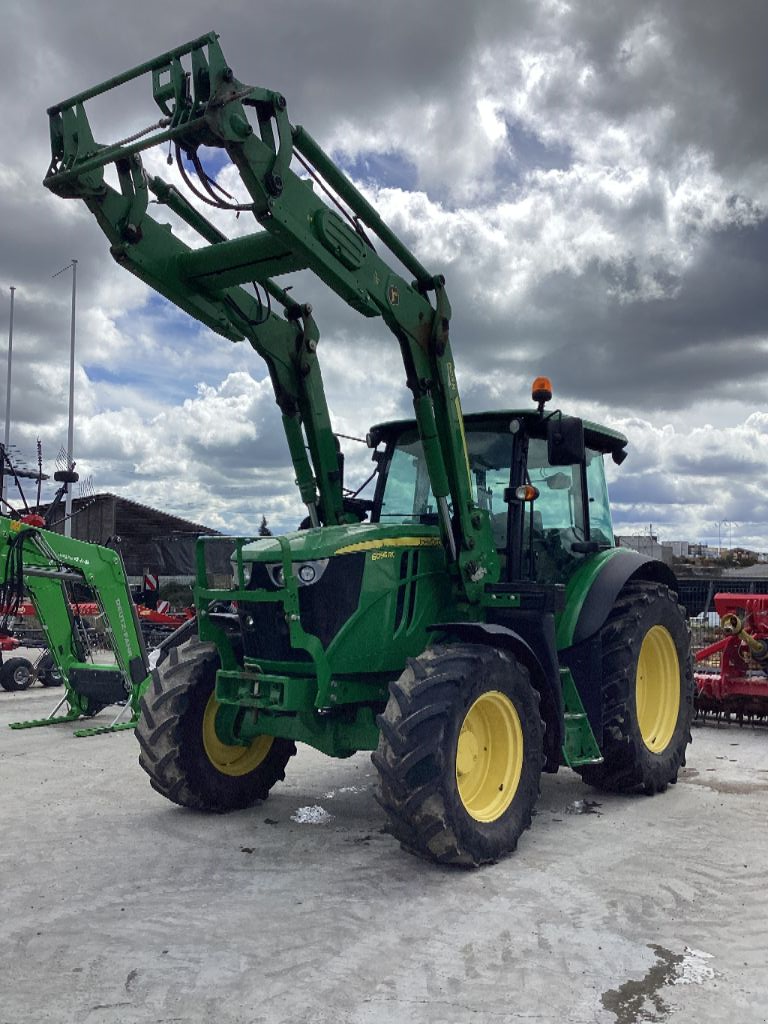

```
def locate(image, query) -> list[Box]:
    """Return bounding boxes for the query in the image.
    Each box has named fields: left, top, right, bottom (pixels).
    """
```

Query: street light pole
left=54, top=260, right=77, bottom=537
left=3, top=285, right=15, bottom=504
left=65, top=260, right=77, bottom=537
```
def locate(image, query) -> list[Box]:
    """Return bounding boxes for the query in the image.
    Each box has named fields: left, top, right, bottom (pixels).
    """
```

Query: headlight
left=265, top=559, right=328, bottom=588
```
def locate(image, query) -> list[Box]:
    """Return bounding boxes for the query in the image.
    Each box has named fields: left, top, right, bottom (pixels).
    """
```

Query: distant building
left=665, top=540, right=690, bottom=558
left=616, top=534, right=673, bottom=564
left=38, top=492, right=232, bottom=580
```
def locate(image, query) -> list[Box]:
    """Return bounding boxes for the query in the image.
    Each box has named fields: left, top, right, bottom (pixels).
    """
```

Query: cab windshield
left=376, top=428, right=588, bottom=535
left=376, top=429, right=513, bottom=526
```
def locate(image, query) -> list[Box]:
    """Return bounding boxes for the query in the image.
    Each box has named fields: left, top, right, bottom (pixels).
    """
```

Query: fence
left=676, top=577, right=768, bottom=618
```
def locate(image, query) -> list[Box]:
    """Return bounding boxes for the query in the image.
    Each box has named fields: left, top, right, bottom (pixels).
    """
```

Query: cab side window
left=585, top=449, right=614, bottom=546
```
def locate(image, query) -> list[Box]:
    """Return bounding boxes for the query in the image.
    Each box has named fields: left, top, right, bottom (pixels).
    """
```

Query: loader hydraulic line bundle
left=27, top=32, right=694, bottom=864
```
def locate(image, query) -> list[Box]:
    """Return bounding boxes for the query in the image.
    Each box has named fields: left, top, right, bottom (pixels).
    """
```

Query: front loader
left=39, top=33, right=694, bottom=865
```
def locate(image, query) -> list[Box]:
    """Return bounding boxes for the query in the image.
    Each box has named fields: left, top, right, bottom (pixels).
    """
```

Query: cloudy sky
left=1, top=0, right=767, bottom=551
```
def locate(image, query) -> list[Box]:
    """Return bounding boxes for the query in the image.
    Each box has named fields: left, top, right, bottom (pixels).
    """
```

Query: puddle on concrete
left=672, top=947, right=715, bottom=986
left=682, top=777, right=768, bottom=795
left=602, top=945, right=715, bottom=1023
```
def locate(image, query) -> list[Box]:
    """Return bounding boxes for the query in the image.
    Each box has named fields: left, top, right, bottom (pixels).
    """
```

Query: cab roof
left=368, top=410, right=629, bottom=460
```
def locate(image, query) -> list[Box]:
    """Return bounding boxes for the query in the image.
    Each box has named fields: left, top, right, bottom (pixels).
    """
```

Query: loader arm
left=0, top=519, right=151, bottom=720
left=43, top=32, right=498, bottom=600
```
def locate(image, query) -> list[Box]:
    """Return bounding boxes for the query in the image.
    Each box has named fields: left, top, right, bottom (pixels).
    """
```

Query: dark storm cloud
left=514, top=0, right=768, bottom=174
left=477, top=218, right=768, bottom=410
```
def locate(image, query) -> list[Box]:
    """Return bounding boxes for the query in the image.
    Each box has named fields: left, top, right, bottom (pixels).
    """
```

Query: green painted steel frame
left=559, top=668, right=603, bottom=767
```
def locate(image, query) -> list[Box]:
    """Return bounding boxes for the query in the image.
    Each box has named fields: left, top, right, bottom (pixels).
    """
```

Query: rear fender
left=558, top=549, right=678, bottom=648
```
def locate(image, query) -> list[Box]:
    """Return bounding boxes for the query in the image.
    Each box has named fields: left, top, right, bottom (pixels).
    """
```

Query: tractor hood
left=239, top=523, right=443, bottom=564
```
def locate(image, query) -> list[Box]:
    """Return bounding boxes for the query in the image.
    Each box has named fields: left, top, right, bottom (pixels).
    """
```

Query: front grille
left=240, top=553, right=366, bottom=660
left=238, top=601, right=309, bottom=662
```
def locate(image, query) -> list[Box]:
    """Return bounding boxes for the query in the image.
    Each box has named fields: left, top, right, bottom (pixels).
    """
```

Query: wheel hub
left=456, top=730, right=480, bottom=776
left=202, top=694, right=274, bottom=777
left=636, top=625, right=681, bottom=753
left=456, top=690, right=524, bottom=823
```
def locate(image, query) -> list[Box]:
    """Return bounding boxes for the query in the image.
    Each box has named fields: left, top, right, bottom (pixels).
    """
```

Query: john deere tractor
left=39, top=33, right=693, bottom=865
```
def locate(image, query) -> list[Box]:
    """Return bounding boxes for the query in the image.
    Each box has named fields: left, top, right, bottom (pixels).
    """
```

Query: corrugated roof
left=39, top=492, right=222, bottom=536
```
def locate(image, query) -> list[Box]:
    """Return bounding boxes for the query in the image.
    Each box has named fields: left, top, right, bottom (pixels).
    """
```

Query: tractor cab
left=368, top=406, right=628, bottom=586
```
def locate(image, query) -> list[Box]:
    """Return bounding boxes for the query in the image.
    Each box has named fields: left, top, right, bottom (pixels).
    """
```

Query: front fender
left=429, top=620, right=564, bottom=767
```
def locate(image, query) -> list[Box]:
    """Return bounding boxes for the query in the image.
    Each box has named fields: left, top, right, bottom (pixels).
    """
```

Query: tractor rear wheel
left=578, top=581, right=693, bottom=794
left=373, top=644, right=543, bottom=867
left=136, top=638, right=296, bottom=811
left=0, top=657, right=34, bottom=691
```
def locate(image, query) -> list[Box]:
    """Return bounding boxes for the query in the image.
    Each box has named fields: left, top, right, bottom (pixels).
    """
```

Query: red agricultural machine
left=694, top=593, right=768, bottom=723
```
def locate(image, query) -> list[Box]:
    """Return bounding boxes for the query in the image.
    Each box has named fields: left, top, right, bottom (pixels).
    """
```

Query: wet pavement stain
left=682, top=777, right=768, bottom=795
left=601, top=945, right=684, bottom=1023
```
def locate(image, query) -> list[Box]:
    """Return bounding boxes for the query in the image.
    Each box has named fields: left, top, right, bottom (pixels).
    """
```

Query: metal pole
left=65, top=260, right=77, bottom=537
left=3, top=285, right=15, bottom=503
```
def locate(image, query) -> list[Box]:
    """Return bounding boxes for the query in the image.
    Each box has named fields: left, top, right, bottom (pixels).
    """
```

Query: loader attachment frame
left=43, top=31, right=499, bottom=601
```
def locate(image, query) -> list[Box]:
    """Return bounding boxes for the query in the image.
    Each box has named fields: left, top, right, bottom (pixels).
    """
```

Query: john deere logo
left=387, top=285, right=399, bottom=306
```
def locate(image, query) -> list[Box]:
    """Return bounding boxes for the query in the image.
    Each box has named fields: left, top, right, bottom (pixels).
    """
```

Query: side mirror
left=547, top=415, right=585, bottom=466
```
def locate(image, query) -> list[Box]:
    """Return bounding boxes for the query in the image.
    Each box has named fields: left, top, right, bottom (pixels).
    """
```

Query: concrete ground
left=1, top=683, right=766, bottom=1024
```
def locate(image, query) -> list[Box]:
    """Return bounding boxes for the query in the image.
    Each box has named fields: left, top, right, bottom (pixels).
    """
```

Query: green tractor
left=39, top=33, right=693, bottom=865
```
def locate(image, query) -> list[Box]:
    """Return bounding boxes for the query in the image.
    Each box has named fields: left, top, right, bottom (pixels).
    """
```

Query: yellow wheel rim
left=636, top=625, right=680, bottom=753
left=202, top=694, right=274, bottom=777
left=456, top=690, right=524, bottom=822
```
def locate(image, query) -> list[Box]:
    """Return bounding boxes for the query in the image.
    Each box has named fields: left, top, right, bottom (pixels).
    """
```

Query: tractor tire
left=0, top=657, right=35, bottom=691
left=373, top=644, right=543, bottom=867
left=578, top=581, right=693, bottom=795
left=136, top=637, right=296, bottom=811
left=36, top=652, right=63, bottom=688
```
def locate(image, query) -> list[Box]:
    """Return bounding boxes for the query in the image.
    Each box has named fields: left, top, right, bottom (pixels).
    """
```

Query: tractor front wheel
left=578, top=581, right=693, bottom=794
left=373, top=644, right=543, bottom=867
left=136, top=638, right=295, bottom=811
